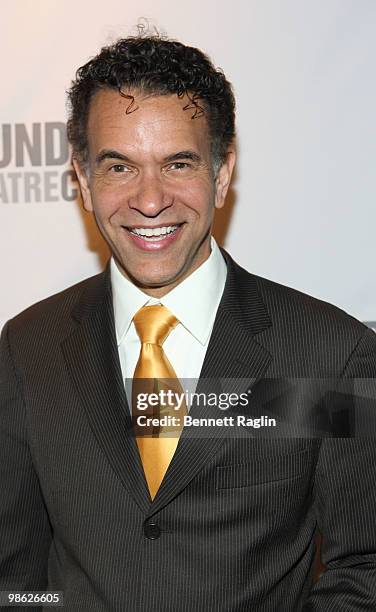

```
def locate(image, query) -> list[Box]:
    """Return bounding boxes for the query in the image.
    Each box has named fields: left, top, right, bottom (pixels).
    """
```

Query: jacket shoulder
left=230, top=261, right=372, bottom=375
left=252, top=271, right=367, bottom=336
left=5, top=271, right=107, bottom=341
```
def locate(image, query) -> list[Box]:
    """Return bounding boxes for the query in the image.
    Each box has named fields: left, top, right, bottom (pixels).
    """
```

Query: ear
left=72, top=158, right=93, bottom=212
left=215, top=148, right=236, bottom=208
left=214, top=149, right=236, bottom=209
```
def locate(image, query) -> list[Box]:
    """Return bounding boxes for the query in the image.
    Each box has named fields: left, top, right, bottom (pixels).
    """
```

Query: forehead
left=86, top=88, right=210, bottom=157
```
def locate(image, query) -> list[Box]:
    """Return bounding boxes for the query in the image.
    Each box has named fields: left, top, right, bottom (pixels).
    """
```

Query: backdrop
left=1, top=0, right=375, bottom=331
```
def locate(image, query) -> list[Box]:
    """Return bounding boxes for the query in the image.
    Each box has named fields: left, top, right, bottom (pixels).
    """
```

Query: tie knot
left=133, top=305, right=179, bottom=346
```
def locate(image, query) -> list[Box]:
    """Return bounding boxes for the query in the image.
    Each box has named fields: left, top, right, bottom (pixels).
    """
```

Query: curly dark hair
left=67, top=35, right=235, bottom=172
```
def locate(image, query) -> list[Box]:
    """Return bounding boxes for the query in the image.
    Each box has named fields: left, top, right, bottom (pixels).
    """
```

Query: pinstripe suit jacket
left=1, top=251, right=376, bottom=611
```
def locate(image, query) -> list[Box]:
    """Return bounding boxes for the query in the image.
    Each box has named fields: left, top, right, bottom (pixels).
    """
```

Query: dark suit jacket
left=1, top=251, right=376, bottom=611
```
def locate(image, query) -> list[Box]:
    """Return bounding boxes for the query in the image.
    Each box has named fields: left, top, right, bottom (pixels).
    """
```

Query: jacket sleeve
left=0, top=322, right=52, bottom=605
left=304, top=328, right=376, bottom=610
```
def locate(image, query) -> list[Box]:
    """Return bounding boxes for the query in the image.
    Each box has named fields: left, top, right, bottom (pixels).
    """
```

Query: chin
left=135, top=274, right=181, bottom=291
left=121, top=265, right=181, bottom=291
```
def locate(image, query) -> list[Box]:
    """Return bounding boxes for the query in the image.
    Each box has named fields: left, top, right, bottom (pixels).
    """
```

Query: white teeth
left=130, top=225, right=179, bottom=239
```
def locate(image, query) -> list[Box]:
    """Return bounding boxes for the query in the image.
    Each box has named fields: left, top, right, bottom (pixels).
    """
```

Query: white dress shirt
left=111, top=237, right=227, bottom=409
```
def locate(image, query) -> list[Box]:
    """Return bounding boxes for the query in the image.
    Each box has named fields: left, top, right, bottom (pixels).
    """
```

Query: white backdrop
left=1, top=0, right=375, bottom=331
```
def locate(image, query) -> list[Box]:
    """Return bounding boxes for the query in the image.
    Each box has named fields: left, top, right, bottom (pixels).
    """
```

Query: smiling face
left=74, top=88, right=235, bottom=297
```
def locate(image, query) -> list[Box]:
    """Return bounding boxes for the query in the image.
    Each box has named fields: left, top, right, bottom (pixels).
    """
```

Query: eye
left=167, top=162, right=191, bottom=171
left=110, top=164, right=132, bottom=173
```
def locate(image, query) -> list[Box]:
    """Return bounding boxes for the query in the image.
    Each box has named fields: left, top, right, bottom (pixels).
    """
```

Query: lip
left=124, top=224, right=184, bottom=251
left=126, top=224, right=182, bottom=230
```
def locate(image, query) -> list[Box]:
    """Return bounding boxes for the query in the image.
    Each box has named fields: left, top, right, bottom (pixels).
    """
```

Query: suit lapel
left=61, top=268, right=151, bottom=513
left=150, top=252, right=273, bottom=514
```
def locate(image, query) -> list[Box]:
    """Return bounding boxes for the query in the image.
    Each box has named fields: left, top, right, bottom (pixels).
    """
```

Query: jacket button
left=144, top=522, right=161, bottom=540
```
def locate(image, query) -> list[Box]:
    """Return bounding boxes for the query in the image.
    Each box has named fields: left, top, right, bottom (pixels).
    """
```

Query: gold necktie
left=132, top=305, right=187, bottom=499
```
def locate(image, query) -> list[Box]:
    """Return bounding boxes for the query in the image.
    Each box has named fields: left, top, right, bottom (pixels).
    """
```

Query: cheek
left=174, top=180, right=214, bottom=215
left=91, top=185, right=125, bottom=222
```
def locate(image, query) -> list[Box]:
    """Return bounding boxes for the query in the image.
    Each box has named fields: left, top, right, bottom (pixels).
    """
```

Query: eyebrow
left=95, top=149, right=133, bottom=165
left=163, top=151, right=202, bottom=164
left=95, top=149, right=202, bottom=166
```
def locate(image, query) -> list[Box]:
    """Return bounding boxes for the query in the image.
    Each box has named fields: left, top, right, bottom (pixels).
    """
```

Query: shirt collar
left=111, top=237, right=227, bottom=347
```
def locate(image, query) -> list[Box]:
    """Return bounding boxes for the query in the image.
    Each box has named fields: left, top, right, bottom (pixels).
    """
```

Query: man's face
left=74, top=89, right=235, bottom=296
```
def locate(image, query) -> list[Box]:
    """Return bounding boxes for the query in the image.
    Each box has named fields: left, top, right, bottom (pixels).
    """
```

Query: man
left=0, top=35, right=375, bottom=611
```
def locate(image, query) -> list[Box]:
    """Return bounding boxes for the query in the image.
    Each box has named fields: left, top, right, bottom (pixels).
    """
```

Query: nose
left=128, top=171, right=173, bottom=217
